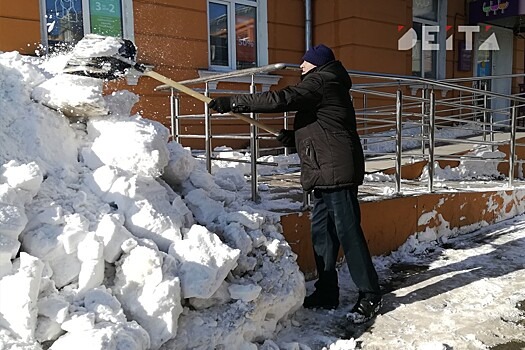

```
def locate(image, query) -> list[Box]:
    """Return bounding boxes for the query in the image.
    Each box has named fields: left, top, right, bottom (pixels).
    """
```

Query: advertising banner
left=90, top=0, right=122, bottom=37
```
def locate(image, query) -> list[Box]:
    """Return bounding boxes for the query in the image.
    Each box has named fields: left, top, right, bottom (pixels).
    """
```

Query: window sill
left=197, top=69, right=282, bottom=92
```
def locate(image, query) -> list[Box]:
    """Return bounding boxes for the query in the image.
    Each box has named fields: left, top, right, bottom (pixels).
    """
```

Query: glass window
left=208, top=0, right=266, bottom=70
left=41, top=0, right=132, bottom=53
left=413, top=0, right=438, bottom=21
left=411, top=22, right=437, bottom=79
left=45, top=0, right=84, bottom=51
left=235, top=4, right=257, bottom=69
left=412, top=0, right=439, bottom=79
left=209, top=3, right=229, bottom=66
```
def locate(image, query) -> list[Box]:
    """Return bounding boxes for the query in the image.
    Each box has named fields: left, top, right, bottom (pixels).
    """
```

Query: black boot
left=303, top=288, right=339, bottom=309
left=303, top=270, right=339, bottom=310
left=347, top=292, right=382, bottom=323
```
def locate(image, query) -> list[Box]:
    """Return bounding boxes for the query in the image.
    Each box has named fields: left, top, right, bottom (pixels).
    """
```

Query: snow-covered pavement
left=272, top=214, right=525, bottom=350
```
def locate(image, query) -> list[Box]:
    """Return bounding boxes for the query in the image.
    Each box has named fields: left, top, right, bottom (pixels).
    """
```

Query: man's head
left=300, top=44, right=335, bottom=74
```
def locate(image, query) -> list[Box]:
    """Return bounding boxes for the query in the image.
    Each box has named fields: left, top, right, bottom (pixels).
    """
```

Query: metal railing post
left=363, top=93, right=368, bottom=151
left=249, top=75, right=260, bottom=202
left=483, top=81, right=489, bottom=142
left=204, top=82, right=212, bottom=173
left=509, top=100, right=517, bottom=188
left=395, top=89, right=403, bottom=194
left=169, top=88, right=175, bottom=141
left=428, top=90, right=436, bottom=193
left=170, top=89, right=180, bottom=143
left=283, top=111, right=290, bottom=156
left=302, top=191, right=312, bottom=211
left=421, top=87, right=428, bottom=154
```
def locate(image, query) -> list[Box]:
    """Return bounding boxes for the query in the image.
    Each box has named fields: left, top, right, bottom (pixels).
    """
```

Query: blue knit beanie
left=302, top=44, right=335, bottom=66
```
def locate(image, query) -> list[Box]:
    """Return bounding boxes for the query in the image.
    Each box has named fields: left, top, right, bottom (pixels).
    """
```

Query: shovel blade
left=63, top=34, right=137, bottom=80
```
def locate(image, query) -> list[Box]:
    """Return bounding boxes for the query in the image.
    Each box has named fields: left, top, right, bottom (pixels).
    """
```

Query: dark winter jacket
left=230, top=60, right=364, bottom=191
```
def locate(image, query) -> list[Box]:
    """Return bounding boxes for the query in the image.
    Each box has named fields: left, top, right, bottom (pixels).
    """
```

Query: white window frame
left=207, top=0, right=268, bottom=71
left=412, top=0, right=447, bottom=79
left=39, top=0, right=134, bottom=52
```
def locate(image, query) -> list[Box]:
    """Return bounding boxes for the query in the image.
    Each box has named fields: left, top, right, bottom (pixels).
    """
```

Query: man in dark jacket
left=208, top=44, right=382, bottom=323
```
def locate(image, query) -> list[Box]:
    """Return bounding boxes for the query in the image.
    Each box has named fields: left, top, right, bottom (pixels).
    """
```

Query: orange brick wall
left=1, top=1, right=525, bottom=150
left=282, top=188, right=525, bottom=278
left=0, top=1, right=40, bottom=54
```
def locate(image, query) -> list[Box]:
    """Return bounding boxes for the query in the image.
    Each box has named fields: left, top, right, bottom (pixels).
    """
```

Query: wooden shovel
left=144, top=70, right=280, bottom=136
left=64, top=34, right=280, bottom=135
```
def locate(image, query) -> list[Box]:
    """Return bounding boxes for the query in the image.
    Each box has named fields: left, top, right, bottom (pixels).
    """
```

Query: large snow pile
left=0, top=50, right=305, bottom=350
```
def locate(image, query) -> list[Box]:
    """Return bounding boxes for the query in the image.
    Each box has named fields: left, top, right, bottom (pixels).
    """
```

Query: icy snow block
left=0, top=203, right=28, bottom=240
left=87, top=165, right=119, bottom=194
left=58, top=213, right=90, bottom=254
left=171, top=195, right=194, bottom=228
left=105, top=89, right=140, bottom=117
left=213, top=167, right=247, bottom=191
left=113, top=246, right=182, bottom=350
left=48, top=250, right=82, bottom=288
left=168, top=225, right=240, bottom=299
left=86, top=166, right=183, bottom=252
left=223, top=210, right=265, bottom=230
left=33, top=206, right=65, bottom=226
left=0, top=233, right=20, bottom=260
left=0, top=234, right=20, bottom=277
left=188, top=169, right=236, bottom=205
left=183, top=189, right=225, bottom=225
left=77, top=233, right=104, bottom=293
left=35, top=316, right=63, bottom=342
left=87, top=115, right=170, bottom=177
left=265, top=239, right=285, bottom=258
left=221, top=222, right=253, bottom=255
left=188, top=281, right=231, bottom=310
left=0, top=160, right=43, bottom=194
left=31, top=74, right=109, bottom=118
left=0, top=183, right=18, bottom=205
left=228, top=283, right=262, bottom=302
left=60, top=312, right=95, bottom=332
left=126, top=199, right=182, bottom=252
left=95, top=214, right=134, bottom=263
left=0, top=253, right=44, bottom=342
left=50, top=320, right=150, bottom=350
left=21, top=224, right=66, bottom=260
left=162, top=142, right=196, bottom=186
left=83, top=287, right=126, bottom=324
left=21, top=225, right=81, bottom=288
left=37, top=295, right=69, bottom=324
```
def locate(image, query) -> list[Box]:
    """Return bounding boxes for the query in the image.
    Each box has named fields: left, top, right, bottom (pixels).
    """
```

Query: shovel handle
left=144, top=71, right=280, bottom=136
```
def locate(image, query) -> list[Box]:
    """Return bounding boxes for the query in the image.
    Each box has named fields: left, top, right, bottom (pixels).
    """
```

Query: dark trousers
left=310, top=187, right=380, bottom=295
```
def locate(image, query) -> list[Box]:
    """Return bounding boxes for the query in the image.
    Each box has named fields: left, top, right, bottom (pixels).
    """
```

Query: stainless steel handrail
left=159, top=62, right=525, bottom=203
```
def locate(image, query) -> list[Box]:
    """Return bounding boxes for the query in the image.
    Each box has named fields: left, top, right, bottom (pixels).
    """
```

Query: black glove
left=208, top=96, right=232, bottom=113
left=276, top=129, right=295, bottom=147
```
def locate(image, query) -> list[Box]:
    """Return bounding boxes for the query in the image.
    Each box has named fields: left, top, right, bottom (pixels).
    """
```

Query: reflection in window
left=413, top=0, right=438, bottom=21
left=411, top=22, right=437, bottom=79
left=235, top=5, right=256, bottom=69
left=208, top=0, right=264, bottom=70
left=209, top=3, right=229, bottom=67
left=412, top=0, right=439, bottom=79
left=43, top=0, right=127, bottom=53
left=45, top=0, right=84, bottom=51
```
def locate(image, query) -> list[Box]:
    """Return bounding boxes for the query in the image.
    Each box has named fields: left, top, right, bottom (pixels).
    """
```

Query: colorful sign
left=483, top=0, right=510, bottom=16
left=90, top=0, right=123, bottom=37
left=469, top=0, right=520, bottom=24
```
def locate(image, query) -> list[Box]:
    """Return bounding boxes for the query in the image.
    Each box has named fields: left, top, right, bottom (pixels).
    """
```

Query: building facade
left=1, top=0, right=524, bottom=148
